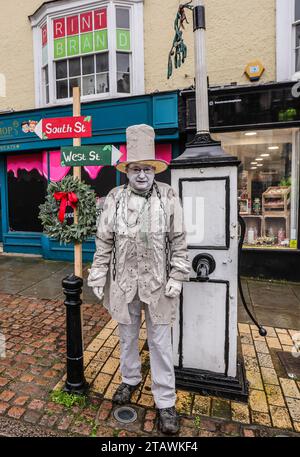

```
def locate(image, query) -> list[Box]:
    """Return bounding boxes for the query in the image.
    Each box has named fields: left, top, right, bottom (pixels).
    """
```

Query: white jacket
left=88, top=182, right=191, bottom=324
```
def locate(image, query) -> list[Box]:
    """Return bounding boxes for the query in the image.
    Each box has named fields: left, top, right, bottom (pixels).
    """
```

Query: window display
left=7, top=153, right=47, bottom=232
left=212, top=128, right=299, bottom=249
left=5, top=145, right=173, bottom=235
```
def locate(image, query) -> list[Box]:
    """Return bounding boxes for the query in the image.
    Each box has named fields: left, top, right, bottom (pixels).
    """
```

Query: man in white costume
left=88, top=124, right=190, bottom=434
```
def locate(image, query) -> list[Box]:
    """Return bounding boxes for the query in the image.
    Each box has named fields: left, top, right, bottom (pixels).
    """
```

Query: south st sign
left=34, top=116, right=92, bottom=140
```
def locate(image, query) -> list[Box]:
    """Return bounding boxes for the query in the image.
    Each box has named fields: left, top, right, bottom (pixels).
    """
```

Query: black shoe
left=112, top=383, right=140, bottom=405
left=158, top=407, right=180, bottom=435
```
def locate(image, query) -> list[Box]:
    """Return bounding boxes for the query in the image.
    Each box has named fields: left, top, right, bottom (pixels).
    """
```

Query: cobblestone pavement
left=0, top=255, right=300, bottom=437
left=0, top=293, right=110, bottom=436
left=52, top=319, right=299, bottom=437
left=0, top=293, right=299, bottom=437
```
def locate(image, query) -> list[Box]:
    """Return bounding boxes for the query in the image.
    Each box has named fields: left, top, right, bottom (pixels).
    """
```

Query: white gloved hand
left=93, top=286, right=104, bottom=301
left=165, top=278, right=182, bottom=298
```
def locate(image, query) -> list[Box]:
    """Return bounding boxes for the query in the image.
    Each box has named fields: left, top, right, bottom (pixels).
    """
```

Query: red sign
left=80, top=12, right=93, bottom=33
left=94, top=9, right=107, bottom=30
left=34, top=116, right=92, bottom=140
left=54, top=18, right=66, bottom=39
left=67, top=15, right=79, bottom=36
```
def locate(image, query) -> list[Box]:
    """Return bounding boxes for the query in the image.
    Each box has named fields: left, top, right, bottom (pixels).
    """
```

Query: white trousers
left=118, top=298, right=176, bottom=409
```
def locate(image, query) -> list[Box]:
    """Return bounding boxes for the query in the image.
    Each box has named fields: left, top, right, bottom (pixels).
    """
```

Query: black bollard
left=62, top=274, right=89, bottom=395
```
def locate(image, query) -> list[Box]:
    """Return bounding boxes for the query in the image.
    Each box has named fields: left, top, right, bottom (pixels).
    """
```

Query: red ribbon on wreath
left=54, top=192, right=78, bottom=223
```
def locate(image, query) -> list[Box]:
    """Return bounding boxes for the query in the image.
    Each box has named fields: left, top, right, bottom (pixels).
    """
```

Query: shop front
left=179, top=81, right=300, bottom=281
left=0, top=90, right=179, bottom=261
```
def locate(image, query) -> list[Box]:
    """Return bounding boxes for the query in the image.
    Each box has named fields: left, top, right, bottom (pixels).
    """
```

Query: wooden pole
left=73, top=87, right=83, bottom=279
left=72, top=87, right=85, bottom=354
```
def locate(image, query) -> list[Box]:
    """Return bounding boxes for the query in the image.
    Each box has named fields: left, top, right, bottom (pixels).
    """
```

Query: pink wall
left=7, top=144, right=173, bottom=181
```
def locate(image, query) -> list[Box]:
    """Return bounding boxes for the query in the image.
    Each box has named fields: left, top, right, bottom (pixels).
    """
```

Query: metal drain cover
left=113, top=406, right=138, bottom=424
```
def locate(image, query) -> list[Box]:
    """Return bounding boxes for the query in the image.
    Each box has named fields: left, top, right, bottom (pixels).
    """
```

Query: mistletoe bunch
left=167, top=1, right=193, bottom=79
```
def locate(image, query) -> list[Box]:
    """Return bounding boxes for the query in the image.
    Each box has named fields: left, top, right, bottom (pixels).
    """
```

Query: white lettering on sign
left=62, top=151, right=88, bottom=162
left=82, top=15, right=91, bottom=30
left=69, top=38, right=77, bottom=53
left=89, top=151, right=102, bottom=161
left=82, top=35, right=91, bottom=52
left=72, top=153, right=86, bottom=161
left=62, top=151, right=73, bottom=163
left=74, top=122, right=86, bottom=133
left=119, top=32, right=128, bottom=48
left=68, top=17, right=77, bottom=34
left=95, top=11, right=105, bottom=26
left=56, top=41, right=65, bottom=57
left=95, top=33, right=105, bottom=49
left=55, top=21, right=63, bottom=36
left=45, top=123, right=73, bottom=134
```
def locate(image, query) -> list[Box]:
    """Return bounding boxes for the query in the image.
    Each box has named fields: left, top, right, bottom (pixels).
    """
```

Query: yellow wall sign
left=245, top=60, right=265, bottom=81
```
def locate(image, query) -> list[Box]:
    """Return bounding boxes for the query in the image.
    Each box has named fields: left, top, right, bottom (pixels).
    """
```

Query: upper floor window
left=30, top=0, right=144, bottom=107
left=295, top=0, right=300, bottom=71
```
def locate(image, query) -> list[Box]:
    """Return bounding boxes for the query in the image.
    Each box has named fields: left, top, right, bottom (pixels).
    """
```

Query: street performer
left=88, top=124, right=190, bottom=434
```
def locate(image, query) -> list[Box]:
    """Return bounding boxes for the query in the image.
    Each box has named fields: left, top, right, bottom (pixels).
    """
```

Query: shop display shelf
left=262, top=186, right=291, bottom=217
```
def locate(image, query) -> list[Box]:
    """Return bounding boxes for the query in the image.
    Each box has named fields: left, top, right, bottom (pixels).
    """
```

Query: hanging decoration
left=39, top=176, right=97, bottom=244
left=167, top=1, right=194, bottom=79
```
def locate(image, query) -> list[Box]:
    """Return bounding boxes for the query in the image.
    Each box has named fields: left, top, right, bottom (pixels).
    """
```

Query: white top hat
left=115, top=124, right=168, bottom=174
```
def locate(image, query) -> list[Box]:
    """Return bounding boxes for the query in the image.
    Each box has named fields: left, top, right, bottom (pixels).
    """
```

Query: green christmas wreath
left=39, top=176, right=97, bottom=244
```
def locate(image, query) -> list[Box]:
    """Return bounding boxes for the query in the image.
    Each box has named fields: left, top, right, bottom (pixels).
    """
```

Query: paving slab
left=255, top=308, right=300, bottom=330
left=0, top=254, right=299, bottom=437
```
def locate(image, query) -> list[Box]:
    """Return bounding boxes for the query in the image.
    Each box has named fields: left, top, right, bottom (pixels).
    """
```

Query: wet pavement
left=237, top=279, right=300, bottom=330
left=0, top=253, right=299, bottom=438
left=0, top=253, right=299, bottom=330
left=0, top=254, right=97, bottom=304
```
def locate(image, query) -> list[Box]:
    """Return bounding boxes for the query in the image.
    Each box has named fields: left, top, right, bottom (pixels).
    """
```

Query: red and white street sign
left=34, top=116, right=92, bottom=140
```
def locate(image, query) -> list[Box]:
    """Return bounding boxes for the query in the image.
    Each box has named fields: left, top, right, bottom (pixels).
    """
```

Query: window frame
left=276, top=0, right=300, bottom=81
left=55, top=53, right=111, bottom=100
left=30, top=0, right=144, bottom=107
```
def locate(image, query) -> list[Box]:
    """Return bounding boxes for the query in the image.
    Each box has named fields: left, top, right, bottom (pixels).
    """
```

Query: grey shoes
left=158, top=406, right=180, bottom=435
left=112, top=382, right=140, bottom=405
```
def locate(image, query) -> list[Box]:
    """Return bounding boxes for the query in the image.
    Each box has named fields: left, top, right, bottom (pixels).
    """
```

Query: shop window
left=7, top=153, right=47, bottom=232
left=82, top=166, right=117, bottom=197
left=6, top=151, right=74, bottom=233
left=48, top=150, right=73, bottom=181
left=213, top=129, right=299, bottom=249
left=30, top=0, right=144, bottom=107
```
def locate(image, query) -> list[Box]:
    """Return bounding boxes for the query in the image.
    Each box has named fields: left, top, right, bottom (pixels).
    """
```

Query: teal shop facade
left=0, top=91, right=179, bottom=261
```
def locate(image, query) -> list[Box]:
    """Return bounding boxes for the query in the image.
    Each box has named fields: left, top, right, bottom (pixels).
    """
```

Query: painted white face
left=127, top=163, right=155, bottom=192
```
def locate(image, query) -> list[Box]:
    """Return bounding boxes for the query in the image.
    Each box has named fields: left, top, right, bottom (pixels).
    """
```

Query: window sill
left=39, top=91, right=142, bottom=109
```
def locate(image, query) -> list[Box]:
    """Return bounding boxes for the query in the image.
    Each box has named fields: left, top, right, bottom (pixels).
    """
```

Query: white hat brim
left=116, top=160, right=169, bottom=174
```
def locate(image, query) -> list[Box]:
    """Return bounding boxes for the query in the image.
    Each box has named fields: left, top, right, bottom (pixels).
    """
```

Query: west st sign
left=61, top=145, right=122, bottom=167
